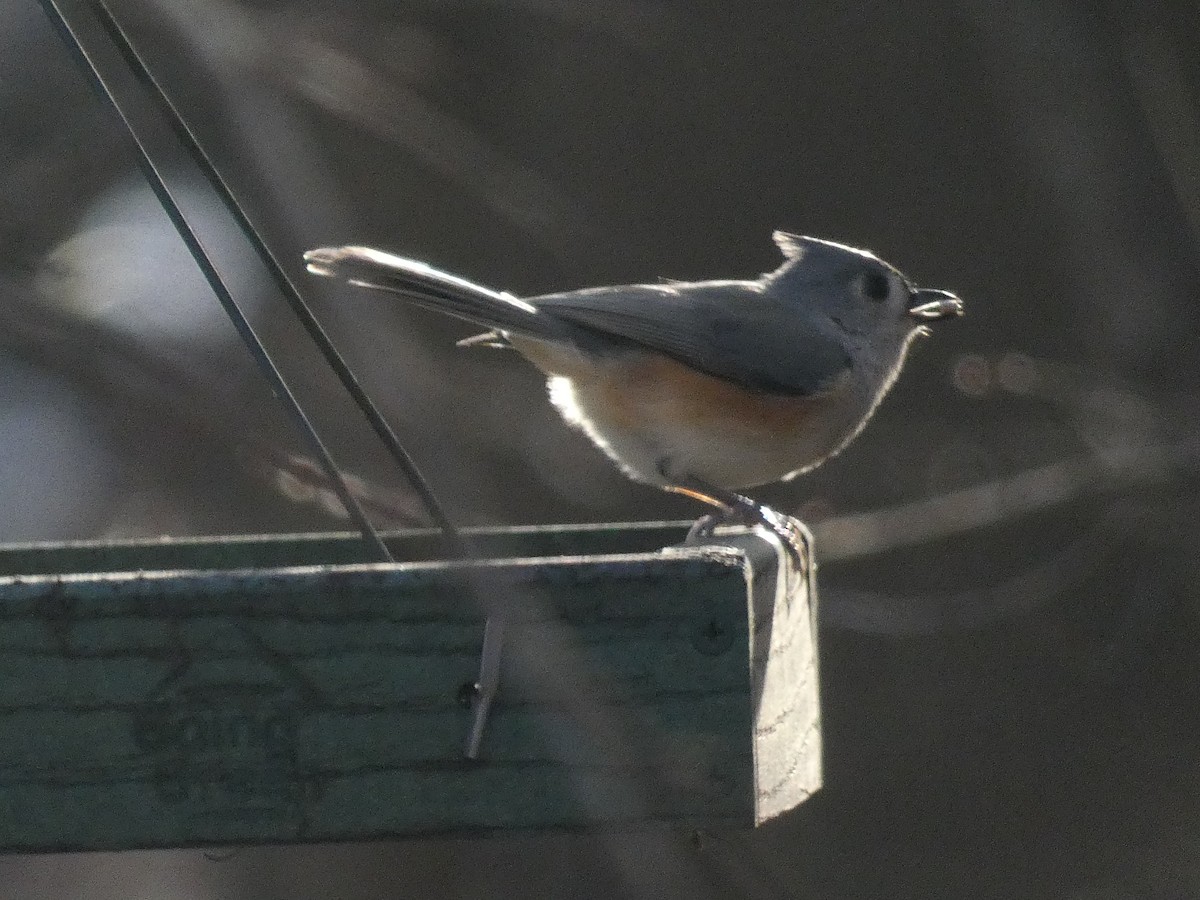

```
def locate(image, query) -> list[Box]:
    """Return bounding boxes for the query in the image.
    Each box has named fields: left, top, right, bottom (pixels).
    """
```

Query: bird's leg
left=660, top=469, right=810, bottom=570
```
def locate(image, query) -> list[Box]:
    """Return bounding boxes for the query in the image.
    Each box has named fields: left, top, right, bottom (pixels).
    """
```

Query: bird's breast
left=595, top=352, right=848, bottom=436
left=512, top=336, right=868, bottom=489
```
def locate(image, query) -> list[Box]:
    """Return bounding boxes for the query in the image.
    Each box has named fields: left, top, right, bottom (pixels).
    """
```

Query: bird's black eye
left=862, top=269, right=890, bottom=301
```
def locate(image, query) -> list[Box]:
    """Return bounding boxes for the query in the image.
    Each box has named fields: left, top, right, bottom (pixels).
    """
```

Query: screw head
left=692, top=618, right=734, bottom=656
left=456, top=680, right=479, bottom=707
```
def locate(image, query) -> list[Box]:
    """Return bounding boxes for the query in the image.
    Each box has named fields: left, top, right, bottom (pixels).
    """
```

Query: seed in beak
left=908, top=289, right=964, bottom=321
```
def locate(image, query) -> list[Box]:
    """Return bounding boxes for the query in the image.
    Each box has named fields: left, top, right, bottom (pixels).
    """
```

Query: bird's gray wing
left=533, top=281, right=851, bottom=396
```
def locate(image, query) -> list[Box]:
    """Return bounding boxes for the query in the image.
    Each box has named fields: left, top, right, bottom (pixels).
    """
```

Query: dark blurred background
left=2, top=0, right=1200, bottom=896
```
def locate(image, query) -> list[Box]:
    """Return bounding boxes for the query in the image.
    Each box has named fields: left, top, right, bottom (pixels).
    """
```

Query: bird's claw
left=684, top=503, right=809, bottom=573
left=685, top=513, right=723, bottom=543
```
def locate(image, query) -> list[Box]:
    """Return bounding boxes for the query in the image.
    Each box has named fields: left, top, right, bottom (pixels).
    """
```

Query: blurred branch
left=136, top=0, right=590, bottom=251
left=809, top=349, right=1199, bottom=633
left=820, top=520, right=1112, bottom=634
left=813, top=444, right=1185, bottom=563
left=816, top=349, right=1189, bottom=562
left=286, top=37, right=579, bottom=238
left=0, top=274, right=427, bottom=528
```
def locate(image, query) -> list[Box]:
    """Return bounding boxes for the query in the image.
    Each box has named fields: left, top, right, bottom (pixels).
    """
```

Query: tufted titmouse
left=304, top=232, right=963, bottom=540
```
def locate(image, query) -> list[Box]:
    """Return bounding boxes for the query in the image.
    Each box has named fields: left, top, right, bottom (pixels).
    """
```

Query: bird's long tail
left=304, top=246, right=578, bottom=342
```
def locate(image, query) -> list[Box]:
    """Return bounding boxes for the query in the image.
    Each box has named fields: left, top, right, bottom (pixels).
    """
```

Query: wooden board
left=0, top=523, right=820, bottom=851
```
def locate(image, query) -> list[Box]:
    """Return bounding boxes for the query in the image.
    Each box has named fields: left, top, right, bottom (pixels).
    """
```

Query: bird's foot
left=682, top=496, right=809, bottom=573
left=658, top=464, right=810, bottom=572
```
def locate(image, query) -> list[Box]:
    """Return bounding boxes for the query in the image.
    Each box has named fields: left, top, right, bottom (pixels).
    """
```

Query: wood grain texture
left=0, top=523, right=819, bottom=851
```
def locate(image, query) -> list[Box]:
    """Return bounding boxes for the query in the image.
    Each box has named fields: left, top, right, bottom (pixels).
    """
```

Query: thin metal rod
left=37, top=0, right=391, bottom=562
left=90, top=0, right=462, bottom=546
left=466, top=613, right=506, bottom=758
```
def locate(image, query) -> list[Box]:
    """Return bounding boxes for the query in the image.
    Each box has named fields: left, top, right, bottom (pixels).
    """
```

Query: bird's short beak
left=908, top=288, right=964, bottom=321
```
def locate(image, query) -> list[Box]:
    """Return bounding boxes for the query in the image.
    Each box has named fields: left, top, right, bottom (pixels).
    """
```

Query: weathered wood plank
left=0, top=524, right=820, bottom=851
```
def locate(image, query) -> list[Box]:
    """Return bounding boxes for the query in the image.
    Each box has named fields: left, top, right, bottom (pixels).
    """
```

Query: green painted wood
left=0, top=538, right=760, bottom=852
left=0, top=522, right=822, bottom=851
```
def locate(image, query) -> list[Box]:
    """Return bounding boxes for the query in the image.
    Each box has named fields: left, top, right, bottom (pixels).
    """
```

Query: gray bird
left=305, top=232, right=963, bottom=541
